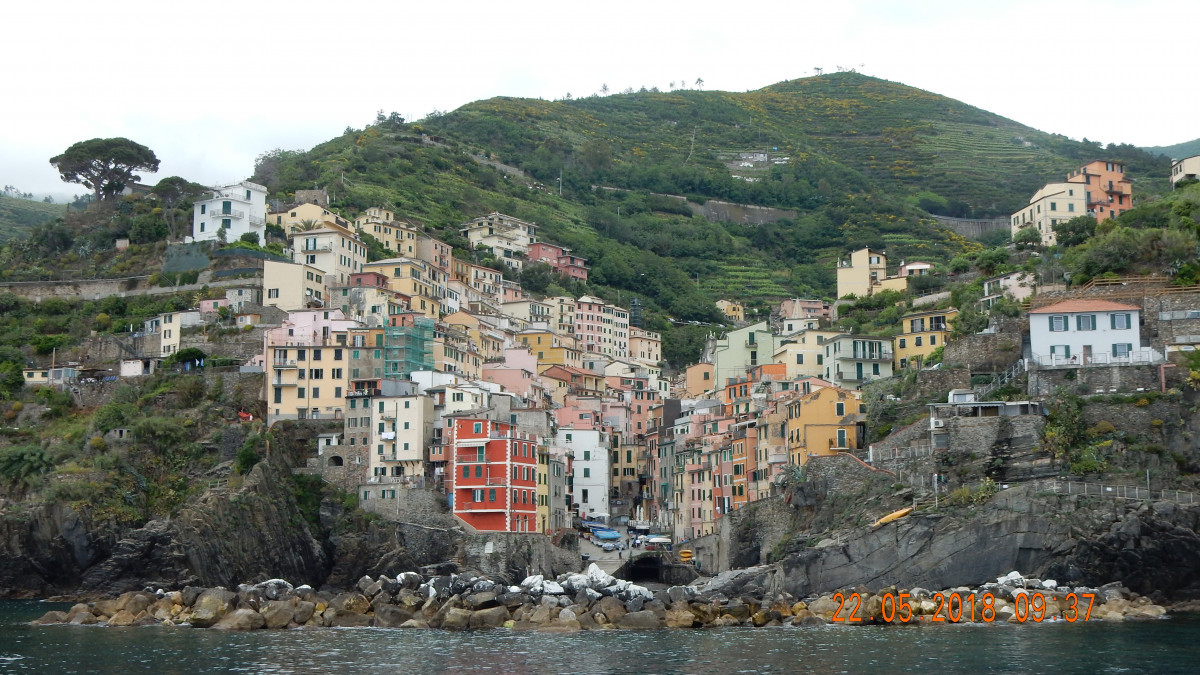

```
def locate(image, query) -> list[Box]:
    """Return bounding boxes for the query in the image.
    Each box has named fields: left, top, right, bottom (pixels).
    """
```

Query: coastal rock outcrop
left=31, top=564, right=1173, bottom=632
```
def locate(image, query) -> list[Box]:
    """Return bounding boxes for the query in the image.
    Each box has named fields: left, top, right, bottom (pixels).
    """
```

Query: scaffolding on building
left=384, top=318, right=434, bottom=377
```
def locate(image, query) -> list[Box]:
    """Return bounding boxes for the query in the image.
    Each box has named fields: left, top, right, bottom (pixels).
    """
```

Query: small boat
left=872, top=507, right=913, bottom=527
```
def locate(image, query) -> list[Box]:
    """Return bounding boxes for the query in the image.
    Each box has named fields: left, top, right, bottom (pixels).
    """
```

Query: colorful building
left=893, top=308, right=957, bottom=370
left=448, top=417, right=540, bottom=532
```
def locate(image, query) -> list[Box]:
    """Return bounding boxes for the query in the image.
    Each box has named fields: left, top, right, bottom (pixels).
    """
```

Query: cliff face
left=711, top=484, right=1200, bottom=602
left=0, top=422, right=466, bottom=598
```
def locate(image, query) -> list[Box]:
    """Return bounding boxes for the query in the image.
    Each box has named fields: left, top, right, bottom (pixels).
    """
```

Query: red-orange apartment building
left=448, top=417, right=539, bottom=532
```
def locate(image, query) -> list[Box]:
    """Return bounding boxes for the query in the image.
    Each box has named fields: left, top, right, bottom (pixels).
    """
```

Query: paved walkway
left=578, top=535, right=635, bottom=575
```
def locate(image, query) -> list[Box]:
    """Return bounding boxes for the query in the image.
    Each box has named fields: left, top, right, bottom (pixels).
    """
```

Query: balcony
left=272, top=360, right=298, bottom=368
left=455, top=501, right=507, bottom=512
left=300, top=244, right=334, bottom=253
left=249, top=215, right=264, bottom=226
left=271, top=379, right=297, bottom=387
left=455, top=453, right=487, bottom=464
left=840, top=349, right=893, bottom=362
left=215, top=209, right=245, bottom=220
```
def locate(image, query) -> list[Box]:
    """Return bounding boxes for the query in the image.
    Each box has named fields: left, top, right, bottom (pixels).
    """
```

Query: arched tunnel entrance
left=614, top=553, right=700, bottom=585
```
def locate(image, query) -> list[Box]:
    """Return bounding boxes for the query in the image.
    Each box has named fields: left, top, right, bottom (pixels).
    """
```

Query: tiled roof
left=1029, top=299, right=1140, bottom=314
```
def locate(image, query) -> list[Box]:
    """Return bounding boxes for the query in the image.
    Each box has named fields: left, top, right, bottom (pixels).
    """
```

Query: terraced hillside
left=0, top=195, right=65, bottom=242
left=430, top=73, right=1169, bottom=217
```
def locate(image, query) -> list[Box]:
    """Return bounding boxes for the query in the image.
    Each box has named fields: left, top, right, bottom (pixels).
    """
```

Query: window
left=268, top=289, right=279, bottom=299
left=297, top=387, right=305, bottom=398
left=835, top=402, right=845, bottom=416
left=473, top=489, right=483, bottom=502
left=915, top=337, right=923, bottom=347
left=1050, top=345, right=1071, bottom=358
left=836, top=428, right=847, bottom=448
left=898, top=338, right=906, bottom=348
left=462, top=466, right=469, bottom=478
left=1111, top=313, right=1132, bottom=330
left=929, top=335, right=937, bottom=346
left=488, top=489, right=496, bottom=502
left=475, top=465, right=482, bottom=478
left=796, top=354, right=804, bottom=364
left=1077, top=315, right=1097, bottom=331
left=583, top=468, right=590, bottom=478
left=313, top=349, right=322, bottom=361
left=872, top=363, right=880, bottom=375
left=1112, top=343, right=1133, bottom=358
left=1049, top=315, right=1069, bottom=332
left=816, top=354, right=823, bottom=365
left=473, top=422, right=483, bottom=433
left=334, top=387, right=341, bottom=398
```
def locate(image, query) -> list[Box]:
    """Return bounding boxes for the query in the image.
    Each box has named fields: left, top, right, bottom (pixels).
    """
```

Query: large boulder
left=257, top=579, right=294, bottom=601
left=106, top=610, right=138, bottom=627
left=293, top=601, right=316, bottom=625
left=617, top=610, right=661, bottom=629
left=596, top=596, right=626, bottom=623
left=213, top=608, right=266, bottom=631
left=116, top=591, right=154, bottom=616
left=330, top=609, right=372, bottom=627
left=69, top=612, right=99, bottom=625
left=665, top=609, right=697, bottom=628
left=260, top=600, right=295, bottom=629
left=190, top=588, right=236, bottom=628
left=331, top=593, right=371, bottom=614
left=465, top=591, right=499, bottom=610
left=374, top=605, right=414, bottom=628
left=441, top=608, right=473, bottom=630
left=469, top=606, right=511, bottom=628
left=32, top=611, right=68, bottom=625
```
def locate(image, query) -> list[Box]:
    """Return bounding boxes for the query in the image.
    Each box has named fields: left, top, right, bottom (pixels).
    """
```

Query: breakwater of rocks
left=31, top=566, right=1170, bottom=630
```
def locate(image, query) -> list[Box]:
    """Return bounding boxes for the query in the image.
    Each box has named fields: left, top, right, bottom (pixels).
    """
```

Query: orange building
left=1066, top=160, right=1132, bottom=222
left=786, top=386, right=864, bottom=465
left=448, top=417, right=539, bottom=532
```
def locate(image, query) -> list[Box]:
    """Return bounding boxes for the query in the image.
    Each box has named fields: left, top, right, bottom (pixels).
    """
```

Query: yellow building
left=1009, top=183, right=1087, bottom=246
left=265, top=310, right=358, bottom=424
left=681, top=362, right=715, bottom=397
left=353, top=207, right=421, bottom=255
left=893, top=308, right=957, bottom=370
left=362, top=258, right=443, bottom=320
left=270, top=202, right=351, bottom=232
left=715, top=300, right=744, bottom=322
left=785, top=386, right=862, bottom=465
left=519, top=328, right=582, bottom=370
left=264, top=260, right=328, bottom=311
left=629, top=328, right=662, bottom=366
left=836, top=248, right=908, bottom=299
left=291, top=222, right=368, bottom=287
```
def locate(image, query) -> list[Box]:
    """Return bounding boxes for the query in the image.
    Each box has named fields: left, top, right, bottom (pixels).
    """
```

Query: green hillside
left=428, top=73, right=1170, bottom=217
left=0, top=195, right=66, bottom=243
left=1142, top=138, right=1200, bottom=161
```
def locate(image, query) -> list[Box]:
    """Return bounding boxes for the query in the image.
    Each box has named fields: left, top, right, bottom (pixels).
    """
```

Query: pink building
left=528, top=242, right=589, bottom=281
left=199, top=298, right=230, bottom=315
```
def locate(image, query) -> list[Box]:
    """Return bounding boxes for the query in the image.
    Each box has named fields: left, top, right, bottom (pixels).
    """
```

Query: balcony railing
left=841, top=349, right=893, bottom=361
left=216, top=209, right=245, bottom=220
left=272, top=360, right=298, bottom=368
left=271, top=379, right=297, bottom=387
left=455, top=454, right=487, bottom=464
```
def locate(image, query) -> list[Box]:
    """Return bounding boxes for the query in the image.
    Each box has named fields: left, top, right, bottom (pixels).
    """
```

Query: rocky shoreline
left=31, top=566, right=1173, bottom=631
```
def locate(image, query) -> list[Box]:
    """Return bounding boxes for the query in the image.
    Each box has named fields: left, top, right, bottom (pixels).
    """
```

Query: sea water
left=2, top=600, right=1198, bottom=673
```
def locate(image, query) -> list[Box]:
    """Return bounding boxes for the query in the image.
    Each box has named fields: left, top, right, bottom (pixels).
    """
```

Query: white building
left=555, top=427, right=610, bottom=521
left=460, top=212, right=537, bottom=271
left=143, top=310, right=203, bottom=357
left=821, top=334, right=894, bottom=389
left=1028, top=299, right=1158, bottom=366
left=192, top=181, right=269, bottom=243
left=1171, top=155, right=1200, bottom=189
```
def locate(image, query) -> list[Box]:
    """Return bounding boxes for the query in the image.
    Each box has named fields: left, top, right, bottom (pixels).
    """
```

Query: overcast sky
left=4, top=0, right=1197, bottom=197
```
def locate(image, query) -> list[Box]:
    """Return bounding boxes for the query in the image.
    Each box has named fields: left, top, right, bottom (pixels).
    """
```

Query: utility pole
left=558, top=169, right=563, bottom=197
left=933, top=473, right=938, bottom=509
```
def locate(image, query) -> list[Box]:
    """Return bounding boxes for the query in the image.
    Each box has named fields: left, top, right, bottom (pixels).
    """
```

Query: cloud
left=4, top=0, right=1197, bottom=193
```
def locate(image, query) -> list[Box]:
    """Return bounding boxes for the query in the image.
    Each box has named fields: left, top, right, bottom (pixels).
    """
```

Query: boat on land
left=872, top=507, right=913, bottom=527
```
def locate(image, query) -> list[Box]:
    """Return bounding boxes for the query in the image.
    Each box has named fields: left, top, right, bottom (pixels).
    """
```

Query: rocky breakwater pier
left=32, top=566, right=1171, bottom=631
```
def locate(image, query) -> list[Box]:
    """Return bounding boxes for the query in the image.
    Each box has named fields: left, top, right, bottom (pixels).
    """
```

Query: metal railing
left=1038, top=480, right=1199, bottom=505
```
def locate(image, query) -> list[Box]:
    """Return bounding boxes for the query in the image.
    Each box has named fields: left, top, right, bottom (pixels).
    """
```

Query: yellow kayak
left=872, top=507, right=913, bottom=527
